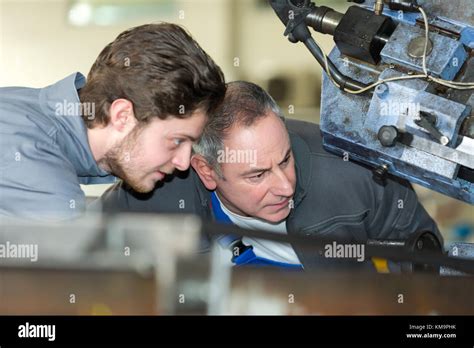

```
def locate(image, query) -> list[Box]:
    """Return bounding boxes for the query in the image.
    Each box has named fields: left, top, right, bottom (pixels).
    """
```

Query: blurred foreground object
left=0, top=214, right=473, bottom=314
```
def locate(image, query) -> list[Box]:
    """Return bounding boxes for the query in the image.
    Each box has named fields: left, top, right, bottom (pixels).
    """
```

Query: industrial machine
left=269, top=0, right=474, bottom=204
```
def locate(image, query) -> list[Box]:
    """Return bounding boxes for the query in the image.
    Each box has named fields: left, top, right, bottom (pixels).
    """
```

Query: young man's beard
left=99, top=126, right=154, bottom=193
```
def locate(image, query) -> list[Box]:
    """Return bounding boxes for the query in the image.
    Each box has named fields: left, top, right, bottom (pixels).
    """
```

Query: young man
left=100, top=81, right=442, bottom=271
left=0, top=23, right=225, bottom=220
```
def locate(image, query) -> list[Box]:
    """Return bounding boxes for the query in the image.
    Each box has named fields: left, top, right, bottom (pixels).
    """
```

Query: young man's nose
left=171, top=144, right=192, bottom=171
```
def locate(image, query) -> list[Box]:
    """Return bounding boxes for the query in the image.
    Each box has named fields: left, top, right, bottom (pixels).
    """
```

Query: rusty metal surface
left=228, top=269, right=474, bottom=315
left=0, top=268, right=157, bottom=315
left=1, top=266, right=473, bottom=315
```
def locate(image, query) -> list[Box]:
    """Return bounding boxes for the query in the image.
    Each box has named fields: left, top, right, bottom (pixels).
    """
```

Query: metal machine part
left=269, top=0, right=474, bottom=203
left=270, top=0, right=368, bottom=90
left=404, top=231, right=443, bottom=273
left=384, top=0, right=419, bottom=13
left=365, top=231, right=443, bottom=273
left=441, top=242, right=474, bottom=275
left=304, top=4, right=394, bottom=63
left=374, top=0, right=384, bottom=16
left=407, top=36, right=433, bottom=58
left=380, top=22, right=467, bottom=80
left=333, top=5, right=396, bottom=64
left=305, top=6, right=343, bottom=36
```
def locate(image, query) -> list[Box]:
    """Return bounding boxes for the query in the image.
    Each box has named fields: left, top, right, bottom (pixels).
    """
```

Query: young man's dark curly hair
left=79, top=23, right=226, bottom=128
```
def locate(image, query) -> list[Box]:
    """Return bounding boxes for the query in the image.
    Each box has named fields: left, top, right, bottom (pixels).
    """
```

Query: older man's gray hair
left=193, top=81, right=284, bottom=178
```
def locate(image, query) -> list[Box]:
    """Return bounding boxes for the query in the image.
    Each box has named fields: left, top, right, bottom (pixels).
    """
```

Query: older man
left=99, top=81, right=441, bottom=270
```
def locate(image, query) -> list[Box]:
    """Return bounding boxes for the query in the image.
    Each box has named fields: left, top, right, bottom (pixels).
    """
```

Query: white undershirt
left=215, top=193, right=301, bottom=265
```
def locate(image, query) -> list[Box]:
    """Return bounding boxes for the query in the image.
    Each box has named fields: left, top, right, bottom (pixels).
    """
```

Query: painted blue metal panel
left=380, top=23, right=467, bottom=80
left=461, top=27, right=474, bottom=48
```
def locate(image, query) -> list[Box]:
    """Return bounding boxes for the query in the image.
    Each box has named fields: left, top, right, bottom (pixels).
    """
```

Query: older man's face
left=214, top=113, right=296, bottom=223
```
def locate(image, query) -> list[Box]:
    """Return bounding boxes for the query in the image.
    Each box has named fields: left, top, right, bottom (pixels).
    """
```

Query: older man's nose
left=271, top=169, right=294, bottom=197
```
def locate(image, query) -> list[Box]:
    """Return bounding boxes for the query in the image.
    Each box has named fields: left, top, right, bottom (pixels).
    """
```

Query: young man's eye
left=173, top=138, right=184, bottom=146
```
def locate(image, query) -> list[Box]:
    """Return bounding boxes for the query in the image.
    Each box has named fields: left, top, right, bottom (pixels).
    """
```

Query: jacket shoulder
left=286, top=118, right=373, bottom=182
left=100, top=169, right=207, bottom=215
left=0, top=86, right=57, bottom=137
left=285, top=118, right=328, bottom=155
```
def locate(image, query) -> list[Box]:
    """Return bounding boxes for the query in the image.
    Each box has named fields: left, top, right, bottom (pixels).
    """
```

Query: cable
left=418, top=7, right=474, bottom=89
left=313, top=5, right=474, bottom=94
left=311, top=37, right=426, bottom=94
left=303, top=38, right=368, bottom=90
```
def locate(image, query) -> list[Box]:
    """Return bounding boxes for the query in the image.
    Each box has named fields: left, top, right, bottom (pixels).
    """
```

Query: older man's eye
left=248, top=172, right=265, bottom=182
left=281, top=156, right=291, bottom=166
left=173, top=138, right=184, bottom=146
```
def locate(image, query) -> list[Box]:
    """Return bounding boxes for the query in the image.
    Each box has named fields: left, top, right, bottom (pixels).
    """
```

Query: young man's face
left=104, top=111, right=206, bottom=193
left=214, top=113, right=296, bottom=223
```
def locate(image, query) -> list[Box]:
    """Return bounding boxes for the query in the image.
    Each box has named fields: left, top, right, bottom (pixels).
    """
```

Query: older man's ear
left=190, top=155, right=218, bottom=191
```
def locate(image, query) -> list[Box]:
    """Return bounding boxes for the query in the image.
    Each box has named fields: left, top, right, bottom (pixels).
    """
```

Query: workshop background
left=0, top=0, right=472, bottom=243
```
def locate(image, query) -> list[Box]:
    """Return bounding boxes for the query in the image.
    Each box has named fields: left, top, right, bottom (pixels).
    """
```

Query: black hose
left=304, top=37, right=369, bottom=91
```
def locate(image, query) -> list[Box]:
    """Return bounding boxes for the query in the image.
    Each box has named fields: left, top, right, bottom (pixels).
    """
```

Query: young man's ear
left=108, top=99, right=137, bottom=132
left=191, top=154, right=218, bottom=191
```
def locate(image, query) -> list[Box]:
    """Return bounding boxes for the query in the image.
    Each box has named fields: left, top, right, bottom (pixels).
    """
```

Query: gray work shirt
left=0, top=72, right=115, bottom=220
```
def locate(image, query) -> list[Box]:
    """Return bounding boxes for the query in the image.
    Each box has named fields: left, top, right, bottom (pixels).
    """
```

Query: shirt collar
left=39, top=72, right=115, bottom=182
left=288, top=130, right=311, bottom=209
